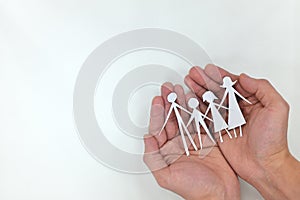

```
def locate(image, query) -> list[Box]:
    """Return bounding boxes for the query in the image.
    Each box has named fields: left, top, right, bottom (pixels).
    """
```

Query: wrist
left=184, top=186, right=239, bottom=200
left=183, top=187, right=232, bottom=200
left=184, top=191, right=224, bottom=200
left=250, top=150, right=300, bottom=200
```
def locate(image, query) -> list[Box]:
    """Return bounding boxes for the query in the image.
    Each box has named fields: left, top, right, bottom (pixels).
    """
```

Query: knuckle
left=143, top=155, right=150, bottom=165
left=275, top=99, right=290, bottom=112
left=286, top=102, right=290, bottom=111
left=282, top=100, right=290, bottom=111
left=174, top=84, right=183, bottom=91
left=205, top=63, right=213, bottom=69
left=259, top=78, right=270, bottom=85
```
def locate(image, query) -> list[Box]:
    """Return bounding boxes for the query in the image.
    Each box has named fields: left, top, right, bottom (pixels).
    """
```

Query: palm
left=144, top=83, right=240, bottom=200
left=164, top=138, right=239, bottom=199
left=219, top=94, right=289, bottom=180
left=185, top=64, right=289, bottom=182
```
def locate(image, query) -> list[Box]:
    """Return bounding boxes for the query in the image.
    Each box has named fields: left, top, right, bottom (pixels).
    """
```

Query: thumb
left=143, top=135, right=170, bottom=188
left=239, top=73, right=288, bottom=108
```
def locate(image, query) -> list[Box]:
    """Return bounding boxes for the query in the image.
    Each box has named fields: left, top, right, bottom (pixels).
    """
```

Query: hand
left=143, top=83, right=240, bottom=200
left=185, top=64, right=300, bottom=200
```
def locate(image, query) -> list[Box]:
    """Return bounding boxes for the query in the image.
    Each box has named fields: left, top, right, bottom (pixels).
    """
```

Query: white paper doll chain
left=157, top=76, right=251, bottom=155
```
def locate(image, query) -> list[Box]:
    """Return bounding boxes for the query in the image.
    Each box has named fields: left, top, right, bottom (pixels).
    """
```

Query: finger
left=143, top=134, right=170, bottom=188
left=201, top=130, right=217, bottom=148
left=184, top=75, right=207, bottom=99
left=204, top=64, right=238, bottom=83
left=239, top=73, right=289, bottom=109
left=159, top=136, right=185, bottom=164
left=204, top=64, right=251, bottom=98
left=189, top=66, right=225, bottom=99
left=149, top=96, right=167, bottom=147
left=173, top=84, right=186, bottom=108
left=161, top=82, right=178, bottom=139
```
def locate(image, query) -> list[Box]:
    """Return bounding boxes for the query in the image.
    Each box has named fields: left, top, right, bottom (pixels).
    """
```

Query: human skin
left=143, top=83, right=240, bottom=200
left=185, top=64, right=300, bottom=200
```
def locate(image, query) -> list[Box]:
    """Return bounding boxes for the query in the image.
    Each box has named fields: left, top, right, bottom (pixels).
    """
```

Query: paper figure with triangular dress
left=187, top=98, right=216, bottom=149
left=202, top=91, right=232, bottom=143
left=218, top=77, right=252, bottom=137
left=159, top=92, right=198, bottom=156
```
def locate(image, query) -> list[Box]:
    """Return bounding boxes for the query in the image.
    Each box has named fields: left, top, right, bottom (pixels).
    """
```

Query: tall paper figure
left=202, top=91, right=232, bottom=143
left=159, top=92, right=198, bottom=156
left=219, top=77, right=252, bottom=137
left=187, top=98, right=216, bottom=149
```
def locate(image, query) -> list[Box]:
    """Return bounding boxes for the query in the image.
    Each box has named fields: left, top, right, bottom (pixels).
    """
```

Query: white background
left=0, top=0, right=299, bottom=199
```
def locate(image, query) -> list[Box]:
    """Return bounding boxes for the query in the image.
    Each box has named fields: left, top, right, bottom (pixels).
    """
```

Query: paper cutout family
left=159, top=76, right=252, bottom=156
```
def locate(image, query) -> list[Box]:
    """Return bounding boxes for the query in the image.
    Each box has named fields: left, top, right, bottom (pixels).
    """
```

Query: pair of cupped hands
left=143, top=64, right=299, bottom=200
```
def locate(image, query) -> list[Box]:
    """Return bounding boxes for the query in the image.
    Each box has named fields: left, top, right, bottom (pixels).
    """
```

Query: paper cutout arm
left=201, top=114, right=213, bottom=122
left=218, top=90, right=228, bottom=109
left=176, top=112, right=198, bottom=151
left=233, top=88, right=252, bottom=104
left=215, top=103, right=229, bottom=110
left=204, top=105, right=210, bottom=116
left=174, top=103, right=192, bottom=115
left=186, top=116, right=194, bottom=127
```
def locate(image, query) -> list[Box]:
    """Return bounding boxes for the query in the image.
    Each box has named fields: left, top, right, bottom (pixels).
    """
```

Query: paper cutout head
left=202, top=91, right=217, bottom=103
left=188, top=98, right=199, bottom=109
left=220, top=77, right=237, bottom=88
left=167, top=92, right=177, bottom=103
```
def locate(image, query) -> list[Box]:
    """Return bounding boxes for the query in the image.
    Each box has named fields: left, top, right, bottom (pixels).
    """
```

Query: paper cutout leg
left=224, top=129, right=232, bottom=139
left=239, top=126, right=243, bottom=137
left=194, top=121, right=202, bottom=149
left=202, top=123, right=216, bottom=145
left=177, top=117, right=190, bottom=156
left=174, top=107, right=198, bottom=151
left=194, top=117, right=216, bottom=147
left=233, top=128, right=237, bottom=138
left=218, top=132, right=223, bottom=143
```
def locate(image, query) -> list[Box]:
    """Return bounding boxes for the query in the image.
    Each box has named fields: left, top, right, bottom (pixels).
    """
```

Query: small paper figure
left=159, top=92, right=198, bottom=156
left=187, top=98, right=216, bottom=149
left=219, top=77, right=252, bottom=137
left=202, top=91, right=232, bottom=143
